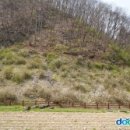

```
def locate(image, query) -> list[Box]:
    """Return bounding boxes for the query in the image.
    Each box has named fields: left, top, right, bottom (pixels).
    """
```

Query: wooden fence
left=20, top=101, right=130, bottom=110
left=2, top=100, right=130, bottom=110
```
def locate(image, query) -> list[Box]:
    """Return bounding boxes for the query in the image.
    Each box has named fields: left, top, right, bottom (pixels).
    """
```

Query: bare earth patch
left=0, top=112, right=130, bottom=130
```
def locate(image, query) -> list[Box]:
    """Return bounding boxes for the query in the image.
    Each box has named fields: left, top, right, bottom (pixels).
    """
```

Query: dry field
left=0, top=112, right=130, bottom=130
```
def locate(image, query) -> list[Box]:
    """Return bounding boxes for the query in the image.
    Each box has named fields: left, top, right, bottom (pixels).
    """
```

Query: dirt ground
left=0, top=112, right=130, bottom=130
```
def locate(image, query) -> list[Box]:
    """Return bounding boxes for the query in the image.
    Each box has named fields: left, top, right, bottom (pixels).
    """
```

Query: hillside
left=0, top=0, right=130, bottom=105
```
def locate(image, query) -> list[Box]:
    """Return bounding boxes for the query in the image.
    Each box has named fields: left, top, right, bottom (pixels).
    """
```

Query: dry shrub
left=89, top=84, right=111, bottom=103
left=4, top=67, right=32, bottom=83
left=49, top=58, right=64, bottom=71
left=15, top=57, right=26, bottom=65
left=110, top=88, right=130, bottom=104
left=39, top=70, right=46, bottom=79
left=0, top=88, right=17, bottom=104
left=3, top=67, right=13, bottom=80
left=72, top=83, right=88, bottom=93
left=39, top=87, right=52, bottom=102
left=12, top=69, right=31, bottom=84
left=28, top=57, right=43, bottom=69
left=51, top=87, right=84, bottom=104
left=24, top=87, right=41, bottom=99
left=18, top=49, right=30, bottom=58
left=24, top=86, right=52, bottom=102
left=76, top=56, right=84, bottom=66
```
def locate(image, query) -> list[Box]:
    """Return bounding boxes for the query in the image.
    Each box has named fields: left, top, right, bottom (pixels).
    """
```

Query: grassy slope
left=0, top=8, right=130, bottom=104
left=0, top=44, right=130, bottom=104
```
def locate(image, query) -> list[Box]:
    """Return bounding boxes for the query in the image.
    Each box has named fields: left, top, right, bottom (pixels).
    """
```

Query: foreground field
left=0, top=112, right=130, bottom=130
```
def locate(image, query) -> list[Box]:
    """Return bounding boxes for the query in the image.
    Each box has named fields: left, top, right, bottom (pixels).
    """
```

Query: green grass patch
left=0, top=106, right=107, bottom=112
left=0, top=106, right=130, bottom=113
left=32, top=107, right=107, bottom=113
left=0, top=105, right=23, bottom=112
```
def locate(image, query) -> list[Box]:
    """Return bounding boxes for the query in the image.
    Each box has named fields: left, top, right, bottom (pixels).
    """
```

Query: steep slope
left=0, top=43, right=130, bottom=104
left=0, top=1, right=130, bottom=105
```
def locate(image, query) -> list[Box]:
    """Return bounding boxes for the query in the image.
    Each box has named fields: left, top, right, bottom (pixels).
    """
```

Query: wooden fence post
left=108, top=103, right=110, bottom=109
left=118, top=104, right=121, bottom=109
left=96, top=103, right=99, bottom=109
left=84, top=103, right=86, bottom=108
left=35, top=100, right=37, bottom=106
left=47, top=101, right=50, bottom=106
left=80, top=103, right=82, bottom=107
left=129, top=104, right=130, bottom=109
left=9, top=100, right=12, bottom=106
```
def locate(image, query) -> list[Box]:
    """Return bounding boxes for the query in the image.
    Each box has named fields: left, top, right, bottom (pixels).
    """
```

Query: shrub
left=52, top=88, right=81, bottom=104
left=61, top=90, right=80, bottom=103
left=10, top=47, right=19, bottom=52
left=87, top=61, right=105, bottom=70
left=4, top=67, right=13, bottom=80
left=12, top=70, right=32, bottom=84
left=0, top=49, right=12, bottom=60
left=39, top=71, right=46, bottom=79
left=87, top=26, right=99, bottom=37
left=15, top=57, right=26, bottom=65
left=42, top=63, right=48, bottom=70
left=54, top=44, right=68, bottom=53
left=4, top=67, right=31, bottom=83
left=87, top=61, right=118, bottom=71
left=24, top=87, right=41, bottom=99
left=52, top=89, right=84, bottom=104
left=0, top=49, right=17, bottom=65
left=46, top=52, right=58, bottom=63
left=49, top=58, right=63, bottom=70
left=89, top=85, right=110, bottom=103
left=50, top=88, right=62, bottom=102
left=2, top=56, right=16, bottom=65
left=110, top=88, right=130, bottom=104
left=0, top=49, right=26, bottom=65
left=105, top=64, right=119, bottom=70
left=28, top=58, right=43, bottom=69
left=61, top=71, right=68, bottom=78
left=107, top=44, right=130, bottom=66
left=93, top=62, right=106, bottom=70
left=39, top=87, right=52, bottom=102
left=73, top=83, right=87, bottom=93
left=18, top=50, right=30, bottom=58
left=28, top=50, right=38, bottom=55
left=76, top=56, right=84, bottom=66
left=0, top=89, right=17, bottom=104
left=0, top=76, right=4, bottom=83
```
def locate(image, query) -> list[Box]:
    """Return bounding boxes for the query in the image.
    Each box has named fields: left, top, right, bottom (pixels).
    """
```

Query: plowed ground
left=0, top=112, right=129, bottom=130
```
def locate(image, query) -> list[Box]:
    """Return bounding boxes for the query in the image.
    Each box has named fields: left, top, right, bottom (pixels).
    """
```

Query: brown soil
left=0, top=112, right=129, bottom=130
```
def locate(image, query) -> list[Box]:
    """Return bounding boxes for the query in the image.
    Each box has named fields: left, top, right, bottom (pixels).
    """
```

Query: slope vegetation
left=0, top=0, right=130, bottom=105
